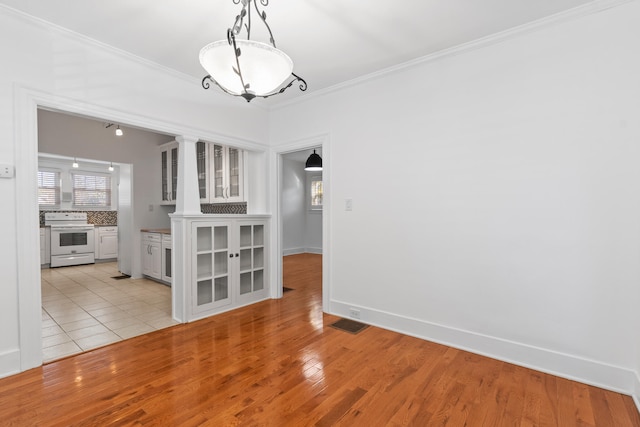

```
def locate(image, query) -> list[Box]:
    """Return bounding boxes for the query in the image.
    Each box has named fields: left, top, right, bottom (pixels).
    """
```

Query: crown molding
left=0, top=4, right=201, bottom=85
left=0, top=3, right=273, bottom=112
left=271, top=0, right=635, bottom=111
left=1, top=0, right=633, bottom=113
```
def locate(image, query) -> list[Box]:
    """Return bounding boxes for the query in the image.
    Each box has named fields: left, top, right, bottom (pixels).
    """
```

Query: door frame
left=271, top=134, right=330, bottom=312
left=15, top=87, right=182, bottom=371
left=13, top=86, right=268, bottom=372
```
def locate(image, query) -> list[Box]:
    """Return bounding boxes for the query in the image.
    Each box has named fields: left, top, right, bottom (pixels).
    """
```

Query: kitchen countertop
left=141, top=228, right=171, bottom=234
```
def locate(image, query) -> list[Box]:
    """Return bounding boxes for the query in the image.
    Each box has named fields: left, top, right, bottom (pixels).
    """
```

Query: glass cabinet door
left=228, top=147, right=241, bottom=199
left=161, top=150, right=169, bottom=202
left=238, top=224, right=266, bottom=301
left=196, top=142, right=209, bottom=201
left=170, top=146, right=178, bottom=202
left=194, top=224, right=231, bottom=313
left=213, top=144, right=224, bottom=200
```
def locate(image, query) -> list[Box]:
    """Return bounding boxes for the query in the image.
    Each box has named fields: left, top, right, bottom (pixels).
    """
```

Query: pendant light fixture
left=72, top=157, right=79, bottom=168
left=108, top=162, right=115, bottom=172
left=200, top=0, right=307, bottom=102
left=304, top=150, right=322, bottom=171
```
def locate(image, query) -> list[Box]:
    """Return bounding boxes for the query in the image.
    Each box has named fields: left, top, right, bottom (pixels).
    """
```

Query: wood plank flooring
left=0, top=253, right=638, bottom=426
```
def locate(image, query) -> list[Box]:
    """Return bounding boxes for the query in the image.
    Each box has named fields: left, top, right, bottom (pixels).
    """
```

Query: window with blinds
left=72, top=173, right=111, bottom=208
left=38, top=170, right=61, bottom=207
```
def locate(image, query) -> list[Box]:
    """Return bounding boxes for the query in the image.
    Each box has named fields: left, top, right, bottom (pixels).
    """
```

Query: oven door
left=51, top=226, right=95, bottom=256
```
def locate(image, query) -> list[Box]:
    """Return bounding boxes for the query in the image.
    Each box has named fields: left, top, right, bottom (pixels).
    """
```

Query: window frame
left=309, top=175, right=323, bottom=211
left=37, top=168, right=62, bottom=208
left=71, top=171, right=113, bottom=209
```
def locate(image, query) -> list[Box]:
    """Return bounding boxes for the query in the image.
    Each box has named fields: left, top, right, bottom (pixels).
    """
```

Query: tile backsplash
left=201, top=202, right=247, bottom=214
left=40, top=210, right=118, bottom=226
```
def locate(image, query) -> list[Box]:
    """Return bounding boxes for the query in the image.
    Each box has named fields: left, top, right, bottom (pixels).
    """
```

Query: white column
left=174, top=135, right=201, bottom=215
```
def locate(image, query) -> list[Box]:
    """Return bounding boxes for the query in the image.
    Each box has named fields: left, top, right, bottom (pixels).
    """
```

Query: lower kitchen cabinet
left=141, top=232, right=162, bottom=280
left=40, top=227, right=50, bottom=267
left=191, top=218, right=268, bottom=318
left=162, top=233, right=172, bottom=283
left=96, top=226, right=118, bottom=260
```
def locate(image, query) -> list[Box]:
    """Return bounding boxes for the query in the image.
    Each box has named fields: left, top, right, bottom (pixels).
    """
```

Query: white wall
left=270, top=1, right=640, bottom=398
left=282, top=157, right=305, bottom=254
left=0, top=6, right=269, bottom=377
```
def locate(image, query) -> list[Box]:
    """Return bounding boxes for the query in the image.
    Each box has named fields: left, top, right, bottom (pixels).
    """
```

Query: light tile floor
left=41, top=262, right=178, bottom=363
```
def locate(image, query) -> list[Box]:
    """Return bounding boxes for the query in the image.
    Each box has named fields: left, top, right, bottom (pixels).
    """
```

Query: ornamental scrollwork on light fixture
left=200, top=0, right=307, bottom=102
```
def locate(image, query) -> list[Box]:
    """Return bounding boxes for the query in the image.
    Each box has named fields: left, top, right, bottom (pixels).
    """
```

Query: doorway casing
left=12, top=86, right=270, bottom=373
left=271, top=134, right=330, bottom=311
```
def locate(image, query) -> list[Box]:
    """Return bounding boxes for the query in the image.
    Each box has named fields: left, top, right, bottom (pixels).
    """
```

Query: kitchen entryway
left=41, top=262, right=178, bottom=362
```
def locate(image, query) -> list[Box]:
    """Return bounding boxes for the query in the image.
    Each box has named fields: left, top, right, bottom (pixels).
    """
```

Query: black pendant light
left=304, top=150, right=322, bottom=171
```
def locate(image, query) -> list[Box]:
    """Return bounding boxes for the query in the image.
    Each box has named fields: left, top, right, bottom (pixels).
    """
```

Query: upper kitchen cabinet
left=211, top=144, right=244, bottom=203
left=160, top=141, right=179, bottom=204
left=161, top=141, right=245, bottom=205
left=196, top=141, right=211, bottom=202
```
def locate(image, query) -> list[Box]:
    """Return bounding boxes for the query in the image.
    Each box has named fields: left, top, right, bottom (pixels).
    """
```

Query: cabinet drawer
left=142, top=232, right=162, bottom=243
left=99, top=227, right=118, bottom=234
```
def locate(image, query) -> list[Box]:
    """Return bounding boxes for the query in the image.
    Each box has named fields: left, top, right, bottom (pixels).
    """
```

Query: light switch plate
left=345, top=198, right=353, bottom=211
left=0, top=164, right=14, bottom=178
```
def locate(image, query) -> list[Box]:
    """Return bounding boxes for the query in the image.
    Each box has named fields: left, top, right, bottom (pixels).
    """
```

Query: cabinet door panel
left=100, top=234, right=118, bottom=259
left=213, top=145, right=224, bottom=200
left=193, top=223, right=231, bottom=314
left=196, top=142, right=210, bottom=202
left=161, top=150, right=168, bottom=202
left=170, top=147, right=178, bottom=202
left=228, top=147, right=241, bottom=198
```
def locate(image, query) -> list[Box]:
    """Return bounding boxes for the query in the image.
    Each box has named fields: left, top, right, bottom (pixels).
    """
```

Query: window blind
left=72, top=173, right=111, bottom=207
left=38, top=170, right=60, bottom=207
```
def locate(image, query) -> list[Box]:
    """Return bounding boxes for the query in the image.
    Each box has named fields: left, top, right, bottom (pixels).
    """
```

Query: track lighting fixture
left=105, top=123, right=124, bottom=136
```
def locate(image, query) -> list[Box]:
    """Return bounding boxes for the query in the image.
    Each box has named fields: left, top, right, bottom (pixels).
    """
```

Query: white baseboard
left=283, top=248, right=323, bottom=256
left=330, top=300, right=636, bottom=396
left=283, top=248, right=305, bottom=256
left=0, top=349, right=21, bottom=379
left=634, top=372, right=640, bottom=414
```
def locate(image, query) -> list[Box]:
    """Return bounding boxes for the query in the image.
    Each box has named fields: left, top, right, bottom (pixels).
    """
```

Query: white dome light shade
left=199, top=39, right=293, bottom=96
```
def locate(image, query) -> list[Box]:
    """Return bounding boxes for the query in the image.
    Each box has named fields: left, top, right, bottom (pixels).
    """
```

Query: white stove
left=45, top=213, right=95, bottom=267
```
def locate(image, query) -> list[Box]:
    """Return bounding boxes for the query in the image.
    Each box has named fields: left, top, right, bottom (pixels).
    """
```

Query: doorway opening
left=36, top=108, right=178, bottom=362
left=278, top=145, right=327, bottom=310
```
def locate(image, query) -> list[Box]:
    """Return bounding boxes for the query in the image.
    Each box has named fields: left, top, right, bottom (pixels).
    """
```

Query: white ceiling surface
left=1, top=0, right=595, bottom=102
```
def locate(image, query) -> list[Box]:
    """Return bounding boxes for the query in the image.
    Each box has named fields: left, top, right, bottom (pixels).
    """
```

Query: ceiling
left=1, top=0, right=596, bottom=104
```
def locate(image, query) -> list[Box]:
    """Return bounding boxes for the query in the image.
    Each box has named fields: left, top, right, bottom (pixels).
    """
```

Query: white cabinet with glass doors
left=211, top=144, right=244, bottom=203
left=160, top=141, right=244, bottom=205
left=160, top=142, right=179, bottom=204
left=192, top=218, right=267, bottom=318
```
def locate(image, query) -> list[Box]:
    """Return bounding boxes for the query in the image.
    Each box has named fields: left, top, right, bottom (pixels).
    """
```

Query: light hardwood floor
left=1, top=253, right=638, bottom=426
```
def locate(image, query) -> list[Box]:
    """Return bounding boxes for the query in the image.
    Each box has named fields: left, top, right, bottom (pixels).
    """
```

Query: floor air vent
left=330, top=318, right=369, bottom=334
